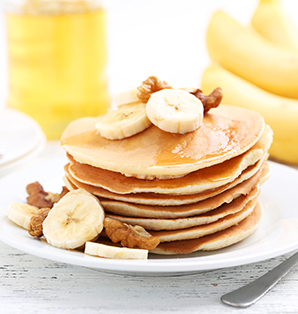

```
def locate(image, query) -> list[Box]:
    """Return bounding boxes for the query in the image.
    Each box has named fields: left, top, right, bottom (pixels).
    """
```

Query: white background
left=1, top=0, right=298, bottom=110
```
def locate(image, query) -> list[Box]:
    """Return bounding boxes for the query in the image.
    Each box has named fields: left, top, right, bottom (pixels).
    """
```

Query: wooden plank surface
left=1, top=240, right=298, bottom=314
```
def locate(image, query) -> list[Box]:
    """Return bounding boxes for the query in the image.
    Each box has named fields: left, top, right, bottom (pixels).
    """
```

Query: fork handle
left=221, top=250, right=298, bottom=308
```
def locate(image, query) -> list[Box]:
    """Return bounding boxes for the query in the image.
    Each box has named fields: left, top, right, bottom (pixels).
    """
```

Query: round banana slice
left=114, top=88, right=140, bottom=107
left=146, top=89, right=204, bottom=134
left=95, top=103, right=152, bottom=140
left=85, top=242, right=148, bottom=260
left=43, top=189, right=104, bottom=249
left=7, top=202, right=39, bottom=230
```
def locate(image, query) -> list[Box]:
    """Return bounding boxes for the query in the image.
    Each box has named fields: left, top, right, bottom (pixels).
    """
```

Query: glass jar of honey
left=5, top=0, right=110, bottom=139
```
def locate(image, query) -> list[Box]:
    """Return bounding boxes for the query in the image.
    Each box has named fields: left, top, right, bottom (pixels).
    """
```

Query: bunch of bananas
left=201, top=0, right=298, bottom=164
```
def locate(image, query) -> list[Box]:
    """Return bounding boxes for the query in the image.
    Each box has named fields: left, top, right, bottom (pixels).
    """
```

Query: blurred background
left=1, top=0, right=298, bottom=97
left=0, top=0, right=298, bottom=166
left=0, top=0, right=291, bottom=106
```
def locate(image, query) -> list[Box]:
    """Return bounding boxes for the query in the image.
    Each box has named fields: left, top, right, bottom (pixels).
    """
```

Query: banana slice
left=7, top=202, right=39, bottom=230
left=85, top=242, right=148, bottom=260
left=146, top=89, right=204, bottom=134
left=95, top=103, right=152, bottom=140
left=43, top=189, right=104, bottom=249
left=114, top=88, right=140, bottom=107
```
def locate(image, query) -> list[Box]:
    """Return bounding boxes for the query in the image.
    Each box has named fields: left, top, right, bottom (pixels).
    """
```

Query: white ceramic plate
left=0, top=135, right=46, bottom=177
left=0, top=108, right=46, bottom=170
left=0, top=158, right=298, bottom=276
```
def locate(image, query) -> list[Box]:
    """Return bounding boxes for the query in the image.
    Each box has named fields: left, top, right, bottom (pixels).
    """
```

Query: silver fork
left=221, top=250, right=298, bottom=307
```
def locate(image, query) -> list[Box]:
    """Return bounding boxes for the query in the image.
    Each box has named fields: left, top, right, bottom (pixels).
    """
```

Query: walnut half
left=192, top=87, right=223, bottom=113
left=137, top=76, right=172, bottom=103
left=26, top=182, right=69, bottom=209
left=28, top=207, right=51, bottom=237
left=104, top=217, right=160, bottom=251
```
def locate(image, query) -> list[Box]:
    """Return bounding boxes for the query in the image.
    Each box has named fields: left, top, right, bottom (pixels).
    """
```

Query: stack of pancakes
left=61, top=105, right=273, bottom=255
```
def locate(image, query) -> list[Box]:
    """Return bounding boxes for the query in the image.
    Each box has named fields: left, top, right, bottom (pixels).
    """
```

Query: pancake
left=67, top=125, right=272, bottom=195
left=100, top=163, right=267, bottom=218
left=60, top=93, right=272, bottom=255
left=61, top=105, right=265, bottom=179
left=95, top=201, right=263, bottom=255
left=147, top=195, right=258, bottom=242
left=63, top=158, right=269, bottom=206
left=105, top=185, right=259, bottom=231
left=151, top=202, right=263, bottom=255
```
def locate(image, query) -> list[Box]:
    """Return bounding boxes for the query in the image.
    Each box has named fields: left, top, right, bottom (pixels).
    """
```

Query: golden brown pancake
left=105, top=185, right=259, bottom=231
left=100, top=163, right=267, bottom=219
left=151, top=202, right=263, bottom=254
left=63, top=159, right=269, bottom=206
left=61, top=105, right=265, bottom=178
left=60, top=100, right=272, bottom=255
left=147, top=195, right=258, bottom=242
left=96, top=201, right=262, bottom=255
left=67, top=125, right=272, bottom=195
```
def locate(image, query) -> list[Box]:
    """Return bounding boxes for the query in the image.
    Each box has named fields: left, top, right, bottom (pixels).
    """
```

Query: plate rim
left=0, top=107, right=46, bottom=168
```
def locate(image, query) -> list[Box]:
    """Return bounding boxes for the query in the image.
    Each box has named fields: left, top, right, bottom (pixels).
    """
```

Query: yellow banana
left=251, top=0, right=298, bottom=51
left=7, top=202, right=39, bottom=230
left=43, top=189, right=105, bottom=249
left=201, top=64, right=298, bottom=165
left=146, top=89, right=204, bottom=134
left=85, top=242, right=148, bottom=260
left=114, top=88, right=140, bottom=107
left=95, top=103, right=152, bottom=140
left=206, top=10, right=298, bottom=98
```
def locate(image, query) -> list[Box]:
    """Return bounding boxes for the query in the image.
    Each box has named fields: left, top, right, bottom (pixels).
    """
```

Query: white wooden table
left=1, top=141, right=298, bottom=314
left=1, top=239, right=298, bottom=313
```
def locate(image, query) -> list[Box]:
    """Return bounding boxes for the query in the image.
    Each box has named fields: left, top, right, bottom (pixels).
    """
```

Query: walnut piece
left=58, top=186, right=69, bottom=199
left=26, top=182, right=69, bottom=209
left=137, top=76, right=172, bottom=103
left=104, top=217, right=160, bottom=250
left=45, top=192, right=61, bottom=203
left=192, top=87, right=223, bottom=113
left=28, top=207, right=51, bottom=237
